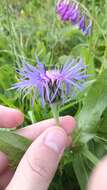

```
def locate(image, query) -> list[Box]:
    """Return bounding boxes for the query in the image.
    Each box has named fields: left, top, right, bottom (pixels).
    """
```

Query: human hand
left=0, top=105, right=75, bottom=190
left=87, top=156, right=107, bottom=190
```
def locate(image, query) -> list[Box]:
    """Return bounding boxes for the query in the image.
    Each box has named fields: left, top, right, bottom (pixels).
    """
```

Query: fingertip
left=5, top=108, right=24, bottom=128
left=61, top=115, right=76, bottom=135
left=44, top=127, right=67, bottom=154
left=0, top=106, right=24, bottom=128
left=13, top=109, right=24, bottom=126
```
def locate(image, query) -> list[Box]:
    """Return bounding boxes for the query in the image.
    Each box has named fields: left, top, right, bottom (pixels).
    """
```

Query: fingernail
left=44, top=128, right=67, bottom=153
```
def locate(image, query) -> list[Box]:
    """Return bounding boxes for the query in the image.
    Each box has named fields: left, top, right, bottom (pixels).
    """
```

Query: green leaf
left=72, top=153, right=89, bottom=190
left=0, top=130, right=32, bottom=168
left=77, top=69, right=107, bottom=133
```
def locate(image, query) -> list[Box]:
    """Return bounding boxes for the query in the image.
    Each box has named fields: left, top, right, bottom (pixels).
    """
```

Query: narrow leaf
left=0, top=131, right=32, bottom=168
left=72, top=153, right=89, bottom=190
left=82, top=148, right=99, bottom=165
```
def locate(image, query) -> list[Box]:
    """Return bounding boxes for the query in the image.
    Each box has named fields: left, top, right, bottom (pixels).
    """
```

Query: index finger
left=17, top=116, right=76, bottom=140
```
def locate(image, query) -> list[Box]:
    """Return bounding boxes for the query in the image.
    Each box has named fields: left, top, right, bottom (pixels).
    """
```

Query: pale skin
left=0, top=105, right=106, bottom=190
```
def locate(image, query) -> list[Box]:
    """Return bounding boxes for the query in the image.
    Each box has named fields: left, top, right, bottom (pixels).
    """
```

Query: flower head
left=56, top=0, right=92, bottom=36
left=12, top=56, right=88, bottom=107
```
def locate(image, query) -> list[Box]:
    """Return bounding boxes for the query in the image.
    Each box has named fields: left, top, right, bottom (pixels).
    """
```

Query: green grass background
left=0, top=0, right=107, bottom=189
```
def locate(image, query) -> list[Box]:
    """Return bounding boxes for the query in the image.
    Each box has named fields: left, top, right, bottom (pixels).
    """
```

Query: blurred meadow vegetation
left=0, top=0, right=107, bottom=189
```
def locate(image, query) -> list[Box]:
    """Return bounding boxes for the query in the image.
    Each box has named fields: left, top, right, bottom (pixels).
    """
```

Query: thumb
left=6, top=127, right=67, bottom=190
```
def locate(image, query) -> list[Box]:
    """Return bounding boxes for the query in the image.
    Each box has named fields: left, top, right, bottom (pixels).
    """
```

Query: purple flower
left=56, top=0, right=92, bottom=36
left=12, top=56, right=88, bottom=107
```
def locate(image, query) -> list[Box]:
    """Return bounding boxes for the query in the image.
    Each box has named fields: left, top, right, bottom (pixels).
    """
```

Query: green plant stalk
left=50, top=103, right=60, bottom=126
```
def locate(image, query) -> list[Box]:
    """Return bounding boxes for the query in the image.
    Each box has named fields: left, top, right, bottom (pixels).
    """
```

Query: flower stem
left=50, top=103, right=60, bottom=126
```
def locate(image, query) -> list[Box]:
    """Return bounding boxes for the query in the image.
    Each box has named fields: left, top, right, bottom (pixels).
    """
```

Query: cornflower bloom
left=12, top=55, right=88, bottom=108
left=56, top=0, right=92, bottom=36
